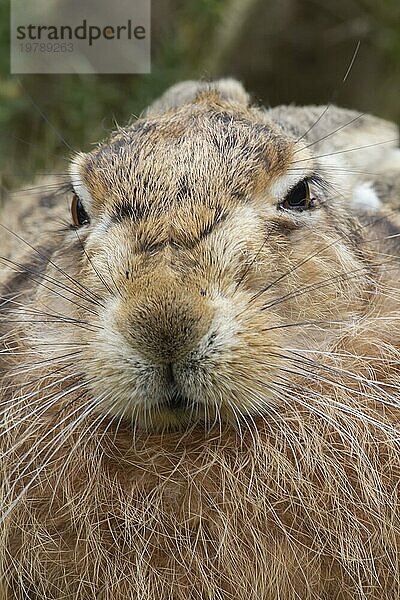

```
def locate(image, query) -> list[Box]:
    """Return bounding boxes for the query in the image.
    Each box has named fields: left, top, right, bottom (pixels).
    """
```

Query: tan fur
left=1, top=79, right=400, bottom=599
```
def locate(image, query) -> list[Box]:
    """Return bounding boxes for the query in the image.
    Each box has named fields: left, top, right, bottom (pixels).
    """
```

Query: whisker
left=271, top=385, right=386, bottom=500
left=1, top=394, right=99, bottom=524
left=0, top=295, right=99, bottom=323
left=0, top=254, right=104, bottom=310
left=240, top=188, right=398, bottom=308
left=0, top=378, right=88, bottom=452
left=0, top=223, right=104, bottom=306
left=49, top=392, right=119, bottom=507
left=16, top=79, right=76, bottom=154
left=0, top=318, right=100, bottom=333
left=294, top=41, right=360, bottom=145
left=233, top=229, right=273, bottom=294
left=294, top=113, right=365, bottom=155
left=6, top=350, right=84, bottom=375
left=274, top=362, right=400, bottom=433
left=3, top=360, right=81, bottom=392
left=74, top=229, right=115, bottom=298
left=288, top=166, right=386, bottom=177
left=260, top=318, right=346, bottom=333
left=291, top=138, right=398, bottom=165
left=261, top=260, right=398, bottom=313
left=281, top=348, right=400, bottom=398
left=106, top=257, right=123, bottom=299
left=283, top=345, right=400, bottom=366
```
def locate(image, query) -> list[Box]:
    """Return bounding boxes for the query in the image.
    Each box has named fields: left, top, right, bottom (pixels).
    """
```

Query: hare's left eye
left=280, top=180, right=313, bottom=211
left=71, top=193, right=90, bottom=227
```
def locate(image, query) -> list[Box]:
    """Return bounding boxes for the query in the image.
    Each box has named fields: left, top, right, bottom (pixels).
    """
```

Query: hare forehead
left=78, top=107, right=297, bottom=215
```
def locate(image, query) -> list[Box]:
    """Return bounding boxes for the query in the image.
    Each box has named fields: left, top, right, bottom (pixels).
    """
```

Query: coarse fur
left=1, top=78, right=400, bottom=599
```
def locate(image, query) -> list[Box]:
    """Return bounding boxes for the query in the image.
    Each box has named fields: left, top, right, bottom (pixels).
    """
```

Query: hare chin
left=114, top=399, right=226, bottom=433
left=95, top=377, right=254, bottom=432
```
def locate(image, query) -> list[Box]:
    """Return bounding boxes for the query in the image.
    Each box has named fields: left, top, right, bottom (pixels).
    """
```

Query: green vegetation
left=0, top=0, right=399, bottom=194
left=0, top=0, right=227, bottom=193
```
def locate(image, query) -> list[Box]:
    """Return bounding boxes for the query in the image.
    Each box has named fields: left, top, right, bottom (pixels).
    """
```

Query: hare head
left=18, top=78, right=395, bottom=432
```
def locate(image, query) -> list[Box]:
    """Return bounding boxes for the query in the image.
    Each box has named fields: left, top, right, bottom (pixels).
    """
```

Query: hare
left=0, top=78, right=400, bottom=599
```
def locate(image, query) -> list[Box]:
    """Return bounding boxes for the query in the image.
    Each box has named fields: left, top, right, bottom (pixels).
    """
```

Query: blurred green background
left=0, top=0, right=399, bottom=198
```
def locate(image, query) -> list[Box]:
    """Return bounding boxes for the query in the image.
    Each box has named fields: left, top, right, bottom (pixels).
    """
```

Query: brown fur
left=1, top=79, right=400, bottom=599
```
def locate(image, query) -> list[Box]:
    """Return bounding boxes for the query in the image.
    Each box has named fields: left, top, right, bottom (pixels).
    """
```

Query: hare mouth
left=155, top=364, right=199, bottom=413
left=163, top=388, right=195, bottom=412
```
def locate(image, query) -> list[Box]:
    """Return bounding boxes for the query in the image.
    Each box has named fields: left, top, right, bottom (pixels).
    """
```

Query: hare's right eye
left=71, top=193, right=90, bottom=227
left=280, top=179, right=313, bottom=212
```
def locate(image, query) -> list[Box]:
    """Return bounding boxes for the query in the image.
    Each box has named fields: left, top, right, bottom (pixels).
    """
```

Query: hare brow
left=111, top=199, right=147, bottom=224
left=110, top=196, right=229, bottom=226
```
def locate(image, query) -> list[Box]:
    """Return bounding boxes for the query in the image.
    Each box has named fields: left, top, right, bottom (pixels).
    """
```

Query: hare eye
left=281, top=180, right=313, bottom=211
left=71, top=193, right=90, bottom=227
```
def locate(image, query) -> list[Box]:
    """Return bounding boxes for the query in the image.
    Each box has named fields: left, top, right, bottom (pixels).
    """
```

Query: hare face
left=51, top=92, right=375, bottom=431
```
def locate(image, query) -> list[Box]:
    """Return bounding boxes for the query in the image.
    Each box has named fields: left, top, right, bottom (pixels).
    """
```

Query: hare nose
left=126, top=287, right=214, bottom=364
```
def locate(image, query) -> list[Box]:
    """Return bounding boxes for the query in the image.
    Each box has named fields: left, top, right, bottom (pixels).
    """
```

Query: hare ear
left=267, top=104, right=398, bottom=162
left=145, top=78, right=249, bottom=116
left=267, top=104, right=400, bottom=211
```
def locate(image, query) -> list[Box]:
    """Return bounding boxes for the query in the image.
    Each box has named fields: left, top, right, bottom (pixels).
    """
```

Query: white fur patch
left=351, top=183, right=381, bottom=212
left=69, top=154, right=94, bottom=209
left=379, top=148, right=400, bottom=171
left=269, top=168, right=312, bottom=202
